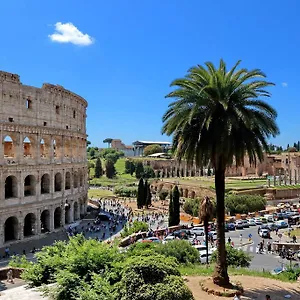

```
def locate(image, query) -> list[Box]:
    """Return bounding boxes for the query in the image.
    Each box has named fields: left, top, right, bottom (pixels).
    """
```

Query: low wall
left=274, top=188, right=300, bottom=200
left=235, top=188, right=266, bottom=196
left=119, top=224, right=186, bottom=247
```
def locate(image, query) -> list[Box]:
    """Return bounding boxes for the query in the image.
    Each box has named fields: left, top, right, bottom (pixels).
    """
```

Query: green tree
left=162, top=59, right=279, bottom=286
left=103, top=138, right=113, bottom=148
left=135, top=161, right=144, bottom=178
left=105, top=159, right=116, bottom=178
left=143, top=165, right=155, bottom=178
left=137, top=178, right=145, bottom=209
left=145, top=181, right=152, bottom=208
left=143, top=144, right=163, bottom=156
left=172, top=185, right=180, bottom=225
left=168, top=191, right=175, bottom=227
left=90, top=148, right=96, bottom=159
left=94, top=158, right=103, bottom=178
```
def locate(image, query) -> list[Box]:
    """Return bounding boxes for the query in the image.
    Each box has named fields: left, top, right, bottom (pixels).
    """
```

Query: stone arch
left=54, top=207, right=62, bottom=229
left=41, top=174, right=50, bottom=194
left=190, top=191, right=196, bottom=199
left=73, top=171, right=78, bottom=188
left=41, top=210, right=50, bottom=233
left=65, top=204, right=71, bottom=224
left=24, top=175, right=36, bottom=196
left=53, top=137, right=62, bottom=159
left=23, top=136, right=32, bottom=158
left=24, top=213, right=36, bottom=237
left=3, top=135, right=15, bottom=158
left=40, top=138, right=48, bottom=158
left=5, top=175, right=18, bottom=198
left=79, top=170, right=83, bottom=187
left=79, top=199, right=85, bottom=215
left=73, top=202, right=79, bottom=221
left=4, top=216, right=19, bottom=242
left=54, top=172, right=62, bottom=192
left=184, top=188, right=189, bottom=198
left=65, top=171, right=71, bottom=190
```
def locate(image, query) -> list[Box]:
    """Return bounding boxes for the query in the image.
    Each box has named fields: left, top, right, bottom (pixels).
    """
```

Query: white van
left=191, top=227, right=205, bottom=236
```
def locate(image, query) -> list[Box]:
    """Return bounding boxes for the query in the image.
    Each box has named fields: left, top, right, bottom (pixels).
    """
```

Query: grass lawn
left=179, top=263, right=298, bottom=282
left=88, top=189, right=114, bottom=198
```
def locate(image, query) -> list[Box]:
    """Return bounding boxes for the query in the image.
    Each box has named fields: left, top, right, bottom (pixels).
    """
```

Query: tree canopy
left=144, top=144, right=163, bottom=156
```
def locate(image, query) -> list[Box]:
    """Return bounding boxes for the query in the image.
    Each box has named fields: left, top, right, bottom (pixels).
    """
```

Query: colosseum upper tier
left=0, top=71, right=88, bottom=246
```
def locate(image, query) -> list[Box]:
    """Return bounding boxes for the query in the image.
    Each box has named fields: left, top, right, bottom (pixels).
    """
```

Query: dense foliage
left=143, top=144, right=163, bottom=156
left=211, top=245, right=252, bottom=268
left=159, top=189, right=169, bottom=200
left=135, top=161, right=144, bottom=179
left=95, top=158, right=103, bottom=178
left=120, top=221, right=149, bottom=238
left=114, top=186, right=137, bottom=197
left=137, top=178, right=145, bottom=209
left=15, top=236, right=195, bottom=300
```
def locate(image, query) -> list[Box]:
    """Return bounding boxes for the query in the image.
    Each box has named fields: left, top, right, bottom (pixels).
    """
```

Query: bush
left=9, top=255, right=32, bottom=269
left=144, top=144, right=163, bottom=156
left=120, top=221, right=149, bottom=238
left=143, top=165, right=155, bottom=178
left=155, top=240, right=199, bottom=264
left=114, top=186, right=137, bottom=197
left=183, top=198, right=216, bottom=217
left=225, top=194, right=266, bottom=215
left=211, top=245, right=252, bottom=268
left=159, top=189, right=169, bottom=200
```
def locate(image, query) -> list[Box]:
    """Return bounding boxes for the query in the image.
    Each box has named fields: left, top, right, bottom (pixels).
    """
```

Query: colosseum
left=0, top=71, right=88, bottom=247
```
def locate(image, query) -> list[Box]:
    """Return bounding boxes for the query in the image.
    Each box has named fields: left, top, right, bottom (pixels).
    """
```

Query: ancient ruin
left=0, top=71, right=88, bottom=246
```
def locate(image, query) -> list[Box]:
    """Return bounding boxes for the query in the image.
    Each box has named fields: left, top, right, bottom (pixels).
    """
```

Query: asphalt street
left=226, top=226, right=292, bottom=271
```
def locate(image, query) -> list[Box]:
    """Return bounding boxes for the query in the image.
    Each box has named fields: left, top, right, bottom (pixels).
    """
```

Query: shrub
left=114, top=186, right=137, bottom=197
left=9, top=255, right=32, bottom=269
left=120, top=221, right=149, bottom=238
left=211, top=245, right=252, bottom=268
left=159, top=189, right=169, bottom=200
left=144, top=144, right=163, bottom=156
left=155, top=240, right=199, bottom=264
left=183, top=198, right=216, bottom=217
left=135, top=161, right=144, bottom=179
left=143, top=165, right=155, bottom=178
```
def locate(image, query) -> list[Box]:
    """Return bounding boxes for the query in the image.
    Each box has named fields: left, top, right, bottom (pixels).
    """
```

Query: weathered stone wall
left=0, top=71, right=88, bottom=247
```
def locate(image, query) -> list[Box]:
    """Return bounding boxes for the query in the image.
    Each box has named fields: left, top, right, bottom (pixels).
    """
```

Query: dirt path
left=185, top=275, right=300, bottom=300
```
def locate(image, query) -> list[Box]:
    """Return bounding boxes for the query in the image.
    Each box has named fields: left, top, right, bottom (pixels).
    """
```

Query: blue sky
left=1, top=1, right=298, bottom=148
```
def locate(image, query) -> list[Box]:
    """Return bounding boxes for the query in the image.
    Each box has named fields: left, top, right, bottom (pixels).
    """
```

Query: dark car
left=97, top=213, right=110, bottom=221
left=172, top=229, right=191, bottom=239
left=227, top=223, right=236, bottom=231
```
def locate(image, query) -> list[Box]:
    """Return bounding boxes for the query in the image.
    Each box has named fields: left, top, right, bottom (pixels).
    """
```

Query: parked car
left=259, top=229, right=270, bottom=238
left=254, top=218, right=262, bottom=225
left=208, top=231, right=217, bottom=240
left=235, top=221, right=244, bottom=229
left=261, top=217, right=268, bottom=224
left=172, top=229, right=191, bottom=239
left=267, top=222, right=278, bottom=231
left=143, top=237, right=161, bottom=243
left=199, top=250, right=213, bottom=264
left=162, top=235, right=176, bottom=244
left=191, top=227, right=205, bottom=236
left=242, top=220, right=250, bottom=228
left=193, top=245, right=207, bottom=252
left=248, top=219, right=256, bottom=226
left=227, top=223, right=236, bottom=230
left=275, top=221, right=288, bottom=229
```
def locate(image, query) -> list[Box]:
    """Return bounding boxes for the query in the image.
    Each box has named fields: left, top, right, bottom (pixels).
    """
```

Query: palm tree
left=199, top=196, right=214, bottom=265
left=162, top=60, right=279, bottom=286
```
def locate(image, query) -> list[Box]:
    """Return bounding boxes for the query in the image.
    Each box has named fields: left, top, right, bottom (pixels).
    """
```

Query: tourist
left=233, top=291, right=241, bottom=300
left=239, top=233, right=243, bottom=243
left=5, top=247, right=10, bottom=258
left=265, top=295, right=271, bottom=300
left=6, top=269, right=14, bottom=283
left=228, top=237, right=231, bottom=244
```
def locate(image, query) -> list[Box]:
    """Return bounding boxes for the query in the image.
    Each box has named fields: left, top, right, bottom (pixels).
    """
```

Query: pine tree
left=135, top=162, right=144, bottom=179
left=95, top=158, right=102, bottom=178
left=137, top=178, right=144, bottom=209
left=130, top=161, right=135, bottom=176
left=145, top=182, right=152, bottom=208
left=125, top=160, right=131, bottom=174
left=172, top=185, right=180, bottom=225
left=168, top=191, right=174, bottom=227
left=143, top=180, right=148, bottom=207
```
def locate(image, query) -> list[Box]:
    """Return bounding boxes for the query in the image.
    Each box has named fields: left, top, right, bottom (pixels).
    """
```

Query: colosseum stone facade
left=0, top=71, right=88, bottom=247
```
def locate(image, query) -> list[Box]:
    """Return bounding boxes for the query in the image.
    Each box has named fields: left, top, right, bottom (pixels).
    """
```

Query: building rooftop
left=133, top=140, right=171, bottom=146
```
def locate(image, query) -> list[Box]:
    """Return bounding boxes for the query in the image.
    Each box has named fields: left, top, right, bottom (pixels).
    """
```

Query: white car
left=193, top=245, right=207, bottom=252
left=191, top=227, right=205, bottom=236
left=162, top=235, right=176, bottom=244
left=254, top=218, right=262, bottom=225
left=199, top=250, right=213, bottom=264
left=248, top=219, right=256, bottom=226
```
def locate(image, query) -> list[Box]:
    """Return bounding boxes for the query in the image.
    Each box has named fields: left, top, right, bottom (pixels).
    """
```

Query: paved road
left=226, top=226, right=292, bottom=271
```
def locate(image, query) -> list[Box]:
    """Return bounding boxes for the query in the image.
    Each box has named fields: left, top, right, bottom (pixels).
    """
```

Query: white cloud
left=282, top=82, right=288, bottom=87
left=49, top=22, right=94, bottom=46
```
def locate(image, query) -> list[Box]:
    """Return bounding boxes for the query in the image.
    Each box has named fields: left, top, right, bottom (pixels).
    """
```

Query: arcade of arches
left=2, top=199, right=86, bottom=244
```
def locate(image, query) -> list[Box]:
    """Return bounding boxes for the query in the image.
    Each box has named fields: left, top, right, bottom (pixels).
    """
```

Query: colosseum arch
left=65, top=171, right=71, bottom=190
left=4, top=216, right=19, bottom=242
left=3, top=135, right=15, bottom=158
left=41, top=174, right=50, bottom=194
left=41, top=210, right=50, bottom=233
left=23, top=136, right=33, bottom=158
left=54, top=172, right=62, bottom=192
left=54, top=207, right=62, bottom=229
left=24, top=175, right=36, bottom=196
left=79, top=170, right=83, bottom=187
left=53, top=137, right=62, bottom=159
left=64, top=137, right=72, bottom=157
left=5, top=175, right=18, bottom=198
left=79, top=198, right=85, bottom=215
left=65, top=204, right=71, bottom=224
left=73, top=201, right=79, bottom=221
left=40, top=138, right=50, bottom=158
left=73, top=171, right=78, bottom=188
left=24, top=213, right=36, bottom=237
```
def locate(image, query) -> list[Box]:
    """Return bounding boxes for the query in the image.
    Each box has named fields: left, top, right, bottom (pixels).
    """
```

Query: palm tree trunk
left=213, top=166, right=230, bottom=286
left=204, top=217, right=209, bottom=265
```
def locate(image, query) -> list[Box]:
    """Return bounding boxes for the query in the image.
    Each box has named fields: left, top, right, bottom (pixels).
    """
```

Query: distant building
left=132, top=140, right=171, bottom=156
left=111, top=139, right=134, bottom=157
